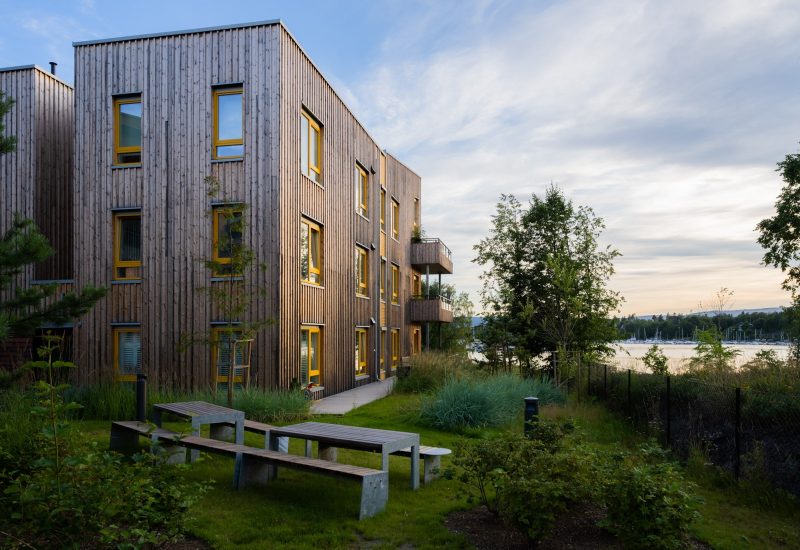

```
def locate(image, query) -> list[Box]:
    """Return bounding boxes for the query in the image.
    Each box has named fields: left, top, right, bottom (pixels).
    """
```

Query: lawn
left=77, top=393, right=798, bottom=549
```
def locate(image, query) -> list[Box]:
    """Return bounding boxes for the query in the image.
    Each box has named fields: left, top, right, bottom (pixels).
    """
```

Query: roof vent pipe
left=49, top=62, right=57, bottom=75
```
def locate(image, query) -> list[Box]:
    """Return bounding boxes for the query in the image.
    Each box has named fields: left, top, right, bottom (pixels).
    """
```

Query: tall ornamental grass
left=419, top=374, right=565, bottom=431
left=394, top=351, right=472, bottom=394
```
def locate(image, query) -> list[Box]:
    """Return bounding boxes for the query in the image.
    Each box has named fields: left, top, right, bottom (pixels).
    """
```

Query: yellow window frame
left=212, top=87, right=244, bottom=159
left=301, top=325, right=322, bottom=385
left=113, top=326, right=141, bottom=382
left=391, top=264, right=399, bottom=304
left=391, top=329, right=399, bottom=369
left=212, top=207, right=243, bottom=276
left=412, top=327, right=422, bottom=355
left=114, top=96, right=141, bottom=165
left=380, top=329, right=386, bottom=369
left=380, top=188, right=386, bottom=232
left=113, top=211, right=141, bottom=281
left=380, top=259, right=386, bottom=301
left=211, top=327, right=244, bottom=385
left=357, top=164, right=369, bottom=217
left=301, top=218, right=323, bottom=285
left=302, top=109, right=322, bottom=180
left=392, top=199, right=400, bottom=240
left=355, top=328, right=368, bottom=376
left=356, top=246, right=369, bottom=297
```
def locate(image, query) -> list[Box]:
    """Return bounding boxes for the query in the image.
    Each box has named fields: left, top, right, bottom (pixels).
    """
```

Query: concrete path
left=311, top=377, right=396, bottom=415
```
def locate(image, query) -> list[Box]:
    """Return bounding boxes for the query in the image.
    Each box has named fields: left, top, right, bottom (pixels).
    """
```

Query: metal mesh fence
left=576, top=358, right=800, bottom=496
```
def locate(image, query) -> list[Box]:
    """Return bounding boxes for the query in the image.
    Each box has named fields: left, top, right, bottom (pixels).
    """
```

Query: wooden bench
left=392, top=446, right=451, bottom=485
left=216, top=419, right=283, bottom=449
left=109, top=421, right=387, bottom=519
left=110, top=420, right=188, bottom=464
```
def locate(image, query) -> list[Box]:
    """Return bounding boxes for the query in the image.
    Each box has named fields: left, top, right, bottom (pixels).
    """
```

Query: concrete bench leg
left=238, top=455, right=272, bottom=489
left=318, top=445, right=337, bottom=462
left=152, top=438, right=187, bottom=465
left=423, top=456, right=442, bottom=485
left=109, top=425, right=140, bottom=454
left=210, top=424, right=235, bottom=442
left=359, top=471, right=388, bottom=520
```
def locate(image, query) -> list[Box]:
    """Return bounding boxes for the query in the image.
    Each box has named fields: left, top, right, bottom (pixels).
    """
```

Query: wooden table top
left=153, top=400, right=244, bottom=420
left=270, top=421, right=419, bottom=449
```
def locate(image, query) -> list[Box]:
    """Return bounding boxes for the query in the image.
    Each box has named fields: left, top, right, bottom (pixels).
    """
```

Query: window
left=356, top=164, right=369, bottom=217
left=211, top=328, right=246, bottom=386
left=380, top=259, right=387, bottom=301
left=380, top=188, right=386, bottom=232
left=392, top=199, right=400, bottom=240
left=391, top=264, right=399, bottom=304
left=212, top=207, right=244, bottom=276
left=412, top=327, right=422, bottom=355
left=113, top=212, right=141, bottom=280
left=114, top=96, right=141, bottom=165
left=355, top=328, right=368, bottom=376
left=391, top=329, right=400, bottom=371
left=300, top=109, right=322, bottom=183
left=114, top=327, right=141, bottom=381
left=380, top=329, right=386, bottom=371
left=355, top=246, right=369, bottom=297
left=212, top=87, right=243, bottom=159
left=412, top=273, right=422, bottom=297
left=301, top=219, right=322, bottom=285
left=300, top=325, right=322, bottom=385
left=414, top=198, right=420, bottom=229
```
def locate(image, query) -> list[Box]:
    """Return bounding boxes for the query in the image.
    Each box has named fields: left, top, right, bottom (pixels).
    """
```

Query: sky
left=1, top=0, right=798, bottom=316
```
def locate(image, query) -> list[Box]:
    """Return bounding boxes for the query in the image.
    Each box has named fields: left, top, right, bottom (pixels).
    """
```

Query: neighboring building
left=1, top=20, right=453, bottom=396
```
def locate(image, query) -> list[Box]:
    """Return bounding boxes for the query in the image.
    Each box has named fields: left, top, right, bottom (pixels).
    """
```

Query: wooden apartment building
left=1, top=20, right=453, bottom=396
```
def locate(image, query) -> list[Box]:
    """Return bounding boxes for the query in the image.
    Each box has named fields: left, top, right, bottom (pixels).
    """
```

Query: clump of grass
left=419, top=374, right=565, bottom=431
left=394, top=351, right=473, bottom=394
left=231, top=387, right=310, bottom=423
left=64, top=383, right=136, bottom=420
left=0, top=389, right=43, bottom=471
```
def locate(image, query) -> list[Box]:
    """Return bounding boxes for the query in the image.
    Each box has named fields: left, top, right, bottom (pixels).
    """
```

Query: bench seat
left=392, top=446, right=451, bottom=484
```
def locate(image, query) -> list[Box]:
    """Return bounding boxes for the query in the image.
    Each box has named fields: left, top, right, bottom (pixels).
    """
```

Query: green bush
left=394, top=351, right=471, bottom=394
left=419, top=374, right=565, bottom=431
left=231, top=387, right=310, bottom=423
left=0, top=389, right=43, bottom=474
left=64, top=382, right=136, bottom=420
left=602, top=444, right=701, bottom=550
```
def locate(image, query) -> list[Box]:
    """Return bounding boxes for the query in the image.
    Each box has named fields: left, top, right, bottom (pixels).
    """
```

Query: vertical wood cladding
left=74, top=26, right=281, bottom=388
left=0, top=67, right=73, bottom=293
left=71, top=22, right=425, bottom=393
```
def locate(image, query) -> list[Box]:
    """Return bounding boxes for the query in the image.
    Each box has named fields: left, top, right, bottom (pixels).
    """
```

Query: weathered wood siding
left=0, top=66, right=73, bottom=296
left=73, top=25, right=282, bottom=388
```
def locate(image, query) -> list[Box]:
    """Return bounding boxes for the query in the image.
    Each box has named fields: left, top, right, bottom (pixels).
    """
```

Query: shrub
left=0, top=389, right=43, bottom=474
left=394, top=351, right=469, bottom=394
left=420, top=374, right=565, bottom=431
left=642, top=344, right=669, bottom=375
left=64, top=382, right=137, bottom=420
left=231, top=387, right=310, bottom=423
left=602, top=444, right=701, bottom=550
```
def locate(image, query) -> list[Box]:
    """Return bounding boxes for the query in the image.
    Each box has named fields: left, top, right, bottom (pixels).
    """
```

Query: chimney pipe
left=49, top=62, right=57, bottom=75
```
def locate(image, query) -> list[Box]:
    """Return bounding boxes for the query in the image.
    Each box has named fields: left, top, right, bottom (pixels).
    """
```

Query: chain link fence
left=549, top=354, right=800, bottom=497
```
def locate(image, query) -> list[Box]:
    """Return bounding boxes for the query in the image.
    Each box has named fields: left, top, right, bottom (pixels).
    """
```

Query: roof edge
left=0, top=65, right=73, bottom=88
left=73, top=19, right=282, bottom=47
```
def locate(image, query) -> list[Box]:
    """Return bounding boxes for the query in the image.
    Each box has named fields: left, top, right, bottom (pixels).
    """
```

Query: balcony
left=411, top=238, right=453, bottom=274
left=409, top=295, right=454, bottom=323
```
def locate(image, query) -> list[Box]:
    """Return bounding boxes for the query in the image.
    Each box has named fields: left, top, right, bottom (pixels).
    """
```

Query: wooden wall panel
left=74, top=25, right=281, bottom=389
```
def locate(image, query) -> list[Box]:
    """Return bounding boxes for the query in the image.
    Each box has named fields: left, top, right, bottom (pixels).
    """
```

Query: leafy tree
left=473, top=186, right=621, bottom=375
left=757, top=148, right=800, bottom=360
left=642, top=344, right=669, bottom=375
left=421, top=281, right=474, bottom=355
left=686, top=328, right=740, bottom=373
left=0, top=94, right=105, bottom=385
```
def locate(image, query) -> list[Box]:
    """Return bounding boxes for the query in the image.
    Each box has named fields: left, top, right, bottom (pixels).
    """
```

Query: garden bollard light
left=136, top=372, right=147, bottom=422
left=524, top=396, right=539, bottom=436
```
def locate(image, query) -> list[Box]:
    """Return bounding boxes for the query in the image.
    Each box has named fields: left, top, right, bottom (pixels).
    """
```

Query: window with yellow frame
left=391, top=199, right=400, bottom=240
left=391, top=329, right=400, bottom=371
left=356, top=164, right=369, bottom=217
left=355, top=327, right=368, bottom=376
left=380, top=259, right=387, bottom=301
left=380, top=329, right=386, bottom=372
left=113, top=211, right=141, bottom=280
left=355, top=246, right=369, bottom=296
left=300, top=109, right=322, bottom=183
left=301, top=218, right=322, bottom=285
left=114, top=95, right=141, bottom=165
left=380, top=188, right=386, bottom=232
left=113, top=326, right=141, bottom=382
left=412, top=327, right=422, bottom=355
left=391, top=264, right=400, bottom=304
left=412, top=272, right=422, bottom=297
left=211, top=327, right=245, bottom=387
left=212, top=206, right=244, bottom=276
left=300, top=325, right=322, bottom=385
left=212, top=86, right=243, bottom=159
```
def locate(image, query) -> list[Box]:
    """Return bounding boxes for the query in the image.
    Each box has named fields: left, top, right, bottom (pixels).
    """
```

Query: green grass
left=65, top=392, right=798, bottom=549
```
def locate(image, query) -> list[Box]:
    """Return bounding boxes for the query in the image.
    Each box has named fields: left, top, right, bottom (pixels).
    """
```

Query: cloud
left=349, top=0, right=800, bottom=315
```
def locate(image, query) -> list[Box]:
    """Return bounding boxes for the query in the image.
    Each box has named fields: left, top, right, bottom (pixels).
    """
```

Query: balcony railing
left=409, top=295, right=454, bottom=322
left=411, top=238, right=453, bottom=274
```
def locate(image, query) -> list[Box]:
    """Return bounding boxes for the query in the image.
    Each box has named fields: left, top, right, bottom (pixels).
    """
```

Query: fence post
left=665, top=375, right=671, bottom=446
left=603, top=364, right=607, bottom=400
left=627, top=369, right=632, bottom=418
left=734, top=387, right=741, bottom=480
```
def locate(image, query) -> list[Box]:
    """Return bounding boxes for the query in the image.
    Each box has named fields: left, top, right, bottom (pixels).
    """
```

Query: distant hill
left=635, top=307, right=785, bottom=320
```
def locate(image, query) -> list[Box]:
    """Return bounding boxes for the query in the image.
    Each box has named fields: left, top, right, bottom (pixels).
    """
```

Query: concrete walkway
left=311, top=377, right=396, bottom=415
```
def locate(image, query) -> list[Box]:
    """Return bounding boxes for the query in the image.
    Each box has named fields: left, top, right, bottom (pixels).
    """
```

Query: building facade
left=2, top=21, right=453, bottom=396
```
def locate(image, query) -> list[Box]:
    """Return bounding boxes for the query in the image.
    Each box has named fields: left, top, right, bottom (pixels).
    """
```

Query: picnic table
left=268, top=421, right=421, bottom=490
left=152, top=401, right=245, bottom=461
